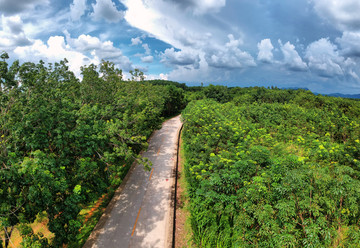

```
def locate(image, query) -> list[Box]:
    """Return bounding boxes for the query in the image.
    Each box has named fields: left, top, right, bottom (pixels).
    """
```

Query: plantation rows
left=182, top=90, right=360, bottom=247
left=0, top=55, right=185, bottom=247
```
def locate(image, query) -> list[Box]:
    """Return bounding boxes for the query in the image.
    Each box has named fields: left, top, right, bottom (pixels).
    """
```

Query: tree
left=203, top=84, right=232, bottom=103
left=1, top=55, right=187, bottom=247
left=129, top=68, right=145, bottom=81
left=99, top=60, right=123, bottom=85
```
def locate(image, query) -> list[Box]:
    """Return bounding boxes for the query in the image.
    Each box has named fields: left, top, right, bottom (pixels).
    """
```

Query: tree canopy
left=0, top=53, right=185, bottom=247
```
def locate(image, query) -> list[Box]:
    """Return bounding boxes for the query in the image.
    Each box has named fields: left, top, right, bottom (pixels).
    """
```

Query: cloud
left=121, top=0, right=224, bottom=49
left=312, top=0, right=360, bottom=31
left=91, top=0, right=124, bottom=23
left=0, top=15, right=32, bottom=48
left=131, top=37, right=142, bottom=46
left=166, top=57, right=213, bottom=82
left=305, top=38, right=348, bottom=78
left=205, top=34, right=256, bottom=69
left=0, top=0, right=48, bottom=15
left=64, top=32, right=101, bottom=51
left=142, top=43, right=151, bottom=55
left=13, top=32, right=135, bottom=77
left=257, top=39, right=274, bottom=63
left=64, top=31, right=133, bottom=71
left=141, top=55, right=154, bottom=63
left=7, top=6, right=69, bottom=41
left=336, top=31, right=360, bottom=57
left=145, top=73, right=168, bottom=80
left=193, top=0, right=226, bottom=14
left=132, top=42, right=153, bottom=63
left=14, top=36, right=90, bottom=76
left=166, top=0, right=226, bottom=15
left=161, top=47, right=200, bottom=69
left=70, top=0, right=87, bottom=21
left=279, top=40, right=307, bottom=71
left=172, top=27, right=207, bottom=48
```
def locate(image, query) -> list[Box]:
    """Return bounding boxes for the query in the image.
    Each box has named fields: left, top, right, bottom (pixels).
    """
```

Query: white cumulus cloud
left=279, top=40, right=307, bottom=71
left=205, top=34, right=255, bottom=69
left=257, top=38, right=274, bottom=63
left=64, top=31, right=133, bottom=71
left=131, top=37, right=142, bottom=46
left=161, top=47, right=200, bottom=69
left=14, top=36, right=91, bottom=76
left=13, top=32, right=135, bottom=77
left=305, top=38, right=350, bottom=78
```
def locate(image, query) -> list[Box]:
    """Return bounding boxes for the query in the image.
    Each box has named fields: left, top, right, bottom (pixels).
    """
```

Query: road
left=84, top=115, right=182, bottom=248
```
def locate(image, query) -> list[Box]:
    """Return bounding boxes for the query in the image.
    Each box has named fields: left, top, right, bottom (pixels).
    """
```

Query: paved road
left=84, top=115, right=182, bottom=248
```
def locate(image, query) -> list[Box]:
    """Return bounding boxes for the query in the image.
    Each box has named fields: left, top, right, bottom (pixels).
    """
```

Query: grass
left=0, top=213, right=54, bottom=248
left=175, top=133, right=195, bottom=248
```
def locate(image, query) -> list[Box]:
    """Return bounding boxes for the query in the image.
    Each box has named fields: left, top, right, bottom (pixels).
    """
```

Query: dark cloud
left=0, top=15, right=32, bottom=48
left=91, top=0, right=124, bottom=23
left=0, top=0, right=47, bottom=15
left=2, top=0, right=360, bottom=94
left=7, top=20, right=23, bottom=34
left=336, top=32, right=360, bottom=57
left=312, top=0, right=360, bottom=31
left=165, top=0, right=196, bottom=9
left=164, top=0, right=225, bottom=14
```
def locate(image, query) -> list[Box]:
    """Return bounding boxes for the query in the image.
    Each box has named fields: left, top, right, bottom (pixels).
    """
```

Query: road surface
left=84, top=115, right=182, bottom=248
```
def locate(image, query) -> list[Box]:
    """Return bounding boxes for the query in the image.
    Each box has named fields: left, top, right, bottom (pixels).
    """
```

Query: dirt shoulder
left=174, top=134, right=194, bottom=248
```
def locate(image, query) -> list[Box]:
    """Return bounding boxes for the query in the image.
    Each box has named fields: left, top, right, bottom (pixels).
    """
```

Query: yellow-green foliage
left=182, top=89, right=360, bottom=247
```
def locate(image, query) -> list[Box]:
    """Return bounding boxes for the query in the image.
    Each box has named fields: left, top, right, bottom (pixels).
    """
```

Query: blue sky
left=1, top=0, right=360, bottom=93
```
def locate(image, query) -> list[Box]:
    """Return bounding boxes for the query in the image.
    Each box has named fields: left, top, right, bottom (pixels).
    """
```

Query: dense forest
left=2, top=53, right=360, bottom=247
left=0, top=54, right=185, bottom=247
left=182, top=86, right=360, bottom=247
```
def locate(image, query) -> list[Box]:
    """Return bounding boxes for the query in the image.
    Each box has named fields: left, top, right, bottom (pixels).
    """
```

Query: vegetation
left=0, top=53, right=185, bottom=247
left=182, top=87, right=360, bottom=247
left=2, top=50, right=360, bottom=247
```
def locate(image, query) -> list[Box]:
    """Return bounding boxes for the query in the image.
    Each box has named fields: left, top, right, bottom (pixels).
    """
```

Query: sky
left=1, top=0, right=360, bottom=94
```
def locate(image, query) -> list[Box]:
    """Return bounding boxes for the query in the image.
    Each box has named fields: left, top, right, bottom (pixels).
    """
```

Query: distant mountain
left=313, top=92, right=360, bottom=99
left=325, top=93, right=360, bottom=99
left=282, top=87, right=360, bottom=99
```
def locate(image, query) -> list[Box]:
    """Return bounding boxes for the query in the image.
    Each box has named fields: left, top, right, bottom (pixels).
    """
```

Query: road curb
left=169, top=120, right=184, bottom=248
